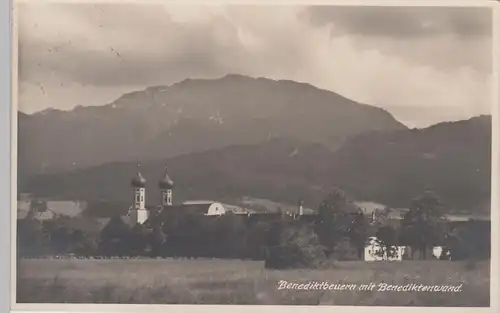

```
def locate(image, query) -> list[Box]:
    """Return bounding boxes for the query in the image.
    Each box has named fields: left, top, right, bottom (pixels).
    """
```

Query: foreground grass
left=17, top=258, right=490, bottom=306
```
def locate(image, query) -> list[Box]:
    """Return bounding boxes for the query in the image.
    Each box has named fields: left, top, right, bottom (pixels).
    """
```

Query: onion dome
left=158, top=165, right=174, bottom=189
left=131, top=163, right=146, bottom=188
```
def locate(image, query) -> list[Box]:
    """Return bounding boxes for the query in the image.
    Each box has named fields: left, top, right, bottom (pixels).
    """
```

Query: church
left=126, top=164, right=252, bottom=227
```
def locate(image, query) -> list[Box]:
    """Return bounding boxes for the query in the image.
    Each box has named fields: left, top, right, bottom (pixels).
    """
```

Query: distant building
left=18, top=193, right=33, bottom=201
left=121, top=164, right=372, bottom=228
left=46, top=201, right=87, bottom=217
left=33, top=210, right=56, bottom=221
left=124, top=165, right=259, bottom=226
left=17, top=194, right=87, bottom=221
left=364, top=236, right=406, bottom=262
left=17, top=198, right=31, bottom=219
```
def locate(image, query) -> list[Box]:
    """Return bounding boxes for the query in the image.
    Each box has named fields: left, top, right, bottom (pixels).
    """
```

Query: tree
left=265, top=222, right=326, bottom=269
left=69, top=230, right=98, bottom=256
left=246, top=220, right=273, bottom=260
left=166, top=212, right=210, bottom=257
left=400, top=191, right=448, bottom=259
left=43, top=216, right=74, bottom=255
left=17, top=218, right=50, bottom=256
left=375, top=225, right=398, bottom=260
left=348, top=211, right=369, bottom=260
left=445, top=220, right=490, bottom=261
left=216, top=214, right=248, bottom=258
left=316, top=188, right=362, bottom=257
left=98, top=216, right=133, bottom=256
left=150, top=222, right=168, bottom=257
left=128, top=223, right=151, bottom=256
left=372, top=207, right=393, bottom=227
left=47, top=224, right=72, bottom=254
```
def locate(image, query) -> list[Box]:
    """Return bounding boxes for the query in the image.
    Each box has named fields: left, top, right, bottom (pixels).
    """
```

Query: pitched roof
left=222, top=204, right=247, bottom=213
left=17, top=200, right=31, bottom=219
left=46, top=201, right=87, bottom=217
left=166, top=204, right=213, bottom=215
left=145, top=203, right=214, bottom=225
left=33, top=211, right=55, bottom=221
left=183, top=200, right=215, bottom=205
left=355, top=201, right=386, bottom=214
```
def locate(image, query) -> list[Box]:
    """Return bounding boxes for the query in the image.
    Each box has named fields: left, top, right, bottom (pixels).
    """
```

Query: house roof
left=19, top=193, right=33, bottom=201
left=17, top=209, right=29, bottom=219
left=183, top=200, right=216, bottom=205
left=145, top=203, right=218, bottom=226
left=17, top=200, right=31, bottom=219
left=164, top=204, right=213, bottom=215
left=46, top=201, right=87, bottom=217
left=355, top=201, right=386, bottom=214
left=243, top=211, right=318, bottom=223
left=222, top=204, right=247, bottom=213
left=33, top=211, right=55, bottom=221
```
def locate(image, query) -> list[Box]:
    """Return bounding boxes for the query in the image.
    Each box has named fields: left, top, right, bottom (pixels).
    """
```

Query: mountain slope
left=19, top=116, right=491, bottom=215
left=330, top=115, right=491, bottom=213
left=20, top=138, right=336, bottom=207
left=18, top=74, right=406, bottom=176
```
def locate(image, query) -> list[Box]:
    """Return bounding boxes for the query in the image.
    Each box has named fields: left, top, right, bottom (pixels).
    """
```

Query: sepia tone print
left=13, top=1, right=495, bottom=308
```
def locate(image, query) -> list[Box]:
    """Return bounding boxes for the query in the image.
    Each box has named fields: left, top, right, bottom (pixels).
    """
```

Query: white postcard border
left=9, top=0, right=500, bottom=312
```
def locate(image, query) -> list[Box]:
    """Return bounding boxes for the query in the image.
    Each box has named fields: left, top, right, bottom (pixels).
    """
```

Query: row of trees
left=269, top=190, right=490, bottom=268
left=17, top=189, right=490, bottom=268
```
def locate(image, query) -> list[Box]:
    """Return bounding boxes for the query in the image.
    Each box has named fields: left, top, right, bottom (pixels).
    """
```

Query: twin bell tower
left=129, top=164, right=174, bottom=225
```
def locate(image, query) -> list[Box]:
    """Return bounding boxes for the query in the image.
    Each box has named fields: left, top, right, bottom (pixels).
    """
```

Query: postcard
left=10, top=0, right=500, bottom=312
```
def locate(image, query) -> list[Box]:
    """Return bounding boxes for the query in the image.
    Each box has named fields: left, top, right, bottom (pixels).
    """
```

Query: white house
left=364, top=236, right=406, bottom=262
left=432, top=246, right=451, bottom=260
left=364, top=236, right=451, bottom=261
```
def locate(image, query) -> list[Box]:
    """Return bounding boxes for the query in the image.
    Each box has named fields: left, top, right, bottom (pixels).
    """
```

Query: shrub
left=330, top=237, right=359, bottom=261
left=265, top=223, right=326, bottom=269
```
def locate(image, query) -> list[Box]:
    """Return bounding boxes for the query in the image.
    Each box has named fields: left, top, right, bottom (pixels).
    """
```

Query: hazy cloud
left=301, top=6, right=492, bottom=72
left=303, top=6, right=491, bottom=39
left=16, top=3, right=493, bottom=128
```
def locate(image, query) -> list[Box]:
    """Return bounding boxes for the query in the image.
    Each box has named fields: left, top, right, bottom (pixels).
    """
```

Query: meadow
left=16, top=258, right=490, bottom=306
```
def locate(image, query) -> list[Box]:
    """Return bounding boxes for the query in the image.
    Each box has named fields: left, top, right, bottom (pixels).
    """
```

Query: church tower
left=298, top=199, right=304, bottom=216
left=158, top=165, right=174, bottom=206
left=130, top=163, right=148, bottom=225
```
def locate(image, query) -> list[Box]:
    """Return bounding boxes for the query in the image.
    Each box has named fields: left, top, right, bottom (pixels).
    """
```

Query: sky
left=17, top=3, right=493, bottom=128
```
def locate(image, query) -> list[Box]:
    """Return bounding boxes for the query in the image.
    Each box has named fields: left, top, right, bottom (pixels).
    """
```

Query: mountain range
left=18, top=74, right=405, bottom=178
left=17, top=75, right=491, bottom=215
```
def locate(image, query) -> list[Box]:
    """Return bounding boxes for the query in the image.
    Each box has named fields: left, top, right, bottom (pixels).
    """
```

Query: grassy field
left=16, top=258, right=490, bottom=306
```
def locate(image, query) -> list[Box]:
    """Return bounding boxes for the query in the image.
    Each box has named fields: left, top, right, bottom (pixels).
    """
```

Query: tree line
left=17, top=188, right=490, bottom=268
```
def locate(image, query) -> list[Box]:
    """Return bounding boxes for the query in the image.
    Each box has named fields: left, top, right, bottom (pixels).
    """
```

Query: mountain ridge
left=21, top=74, right=398, bottom=117
left=18, top=74, right=406, bottom=176
left=19, top=115, right=491, bottom=215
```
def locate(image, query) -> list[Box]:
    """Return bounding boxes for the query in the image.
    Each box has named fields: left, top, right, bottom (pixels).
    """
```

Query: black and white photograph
left=12, top=0, right=498, bottom=309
